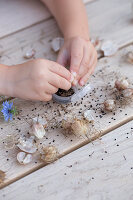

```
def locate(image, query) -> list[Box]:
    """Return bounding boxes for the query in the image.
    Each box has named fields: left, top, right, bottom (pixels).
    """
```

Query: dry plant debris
left=0, top=170, right=6, bottom=184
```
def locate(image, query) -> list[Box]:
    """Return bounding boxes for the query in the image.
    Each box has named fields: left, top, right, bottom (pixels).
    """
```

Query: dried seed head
left=101, top=40, right=118, bottom=57
left=71, top=119, right=88, bottom=136
left=122, top=88, right=133, bottom=98
left=104, top=99, right=115, bottom=111
left=127, top=51, right=133, bottom=64
left=17, top=136, right=37, bottom=153
left=17, top=152, right=32, bottom=165
left=51, top=37, right=64, bottom=52
left=115, top=79, right=129, bottom=90
left=0, top=170, right=6, bottom=184
left=40, top=146, right=59, bottom=163
left=24, top=49, right=36, bottom=59
left=29, top=122, right=46, bottom=139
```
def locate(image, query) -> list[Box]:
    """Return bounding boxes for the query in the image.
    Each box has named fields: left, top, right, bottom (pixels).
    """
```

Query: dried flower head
left=104, top=99, right=115, bottom=111
left=0, top=170, right=6, bottom=184
left=17, top=152, right=32, bottom=165
left=17, top=136, right=37, bottom=153
left=40, top=145, right=59, bottom=163
left=127, top=51, right=133, bottom=64
left=115, top=79, right=129, bottom=90
left=24, top=49, right=36, bottom=59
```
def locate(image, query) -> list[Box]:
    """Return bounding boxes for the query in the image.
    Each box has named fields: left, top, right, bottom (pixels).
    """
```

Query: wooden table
left=0, top=0, right=133, bottom=199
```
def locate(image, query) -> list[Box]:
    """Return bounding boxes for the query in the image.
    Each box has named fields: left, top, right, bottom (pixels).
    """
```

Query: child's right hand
left=6, top=59, right=72, bottom=101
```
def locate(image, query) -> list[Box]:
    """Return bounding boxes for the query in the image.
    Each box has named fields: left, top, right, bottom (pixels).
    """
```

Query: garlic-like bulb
left=104, top=99, right=115, bottom=111
left=101, top=40, right=118, bottom=57
left=40, top=146, right=59, bottom=163
left=17, top=152, right=32, bottom=165
left=24, top=49, right=36, bottom=59
left=29, top=122, right=46, bottom=139
left=17, top=136, right=37, bottom=153
left=51, top=37, right=64, bottom=52
left=127, top=51, right=133, bottom=64
left=122, top=88, right=133, bottom=98
left=115, top=79, right=129, bottom=90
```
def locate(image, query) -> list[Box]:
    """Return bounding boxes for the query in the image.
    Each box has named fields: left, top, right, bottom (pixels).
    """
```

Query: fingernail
left=73, top=79, right=78, bottom=86
left=71, top=71, right=77, bottom=78
left=70, top=74, right=74, bottom=83
left=80, top=80, right=85, bottom=86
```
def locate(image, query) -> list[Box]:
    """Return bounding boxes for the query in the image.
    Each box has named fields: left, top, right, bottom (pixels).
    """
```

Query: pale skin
left=0, top=0, right=97, bottom=102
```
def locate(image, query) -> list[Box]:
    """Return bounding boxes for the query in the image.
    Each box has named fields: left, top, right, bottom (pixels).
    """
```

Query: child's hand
left=57, top=36, right=97, bottom=86
left=7, top=59, right=72, bottom=101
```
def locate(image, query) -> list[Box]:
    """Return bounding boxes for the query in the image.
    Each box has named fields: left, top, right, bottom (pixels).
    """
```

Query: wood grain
left=0, top=121, right=133, bottom=200
left=0, top=0, right=93, bottom=38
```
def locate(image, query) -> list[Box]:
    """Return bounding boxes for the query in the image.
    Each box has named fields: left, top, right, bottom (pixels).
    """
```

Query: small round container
left=52, top=84, right=92, bottom=104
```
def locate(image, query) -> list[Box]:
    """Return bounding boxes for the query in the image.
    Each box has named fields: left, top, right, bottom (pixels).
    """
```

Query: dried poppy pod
left=40, top=145, right=59, bottom=163
left=17, top=152, right=32, bottom=165
left=104, top=99, right=115, bottom=111
left=127, top=51, right=133, bottom=64
left=122, top=88, right=133, bottom=98
left=115, top=79, right=129, bottom=90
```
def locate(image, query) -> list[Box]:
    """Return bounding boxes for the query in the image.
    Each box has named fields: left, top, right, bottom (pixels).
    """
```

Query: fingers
left=57, top=48, right=70, bottom=67
left=78, top=45, right=90, bottom=78
left=47, top=84, right=58, bottom=94
left=79, top=60, right=97, bottom=85
left=49, top=62, right=72, bottom=82
left=49, top=72, right=71, bottom=91
left=70, top=38, right=83, bottom=74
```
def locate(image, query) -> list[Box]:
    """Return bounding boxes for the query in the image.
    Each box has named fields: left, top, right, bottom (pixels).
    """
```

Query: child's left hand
left=57, top=36, right=97, bottom=86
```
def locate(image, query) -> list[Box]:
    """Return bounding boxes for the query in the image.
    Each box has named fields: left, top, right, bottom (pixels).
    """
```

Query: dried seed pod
left=40, top=146, right=59, bottom=163
left=101, top=40, right=118, bottom=57
left=127, top=51, right=133, bottom=64
left=17, top=136, right=37, bottom=153
left=17, top=152, right=32, bottom=165
left=122, top=88, right=133, bottom=98
left=71, top=119, right=88, bottom=136
left=24, top=49, right=36, bottom=59
left=29, top=122, right=46, bottom=139
left=0, top=170, right=6, bottom=184
left=115, top=79, right=129, bottom=90
left=51, top=37, right=64, bottom=52
left=104, top=99, right=115, bottom=111
left=83, top=110, right=95, bottom=122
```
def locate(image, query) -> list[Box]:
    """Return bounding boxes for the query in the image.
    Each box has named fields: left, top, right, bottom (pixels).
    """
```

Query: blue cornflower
left=1, top=101, right=13, bottom=121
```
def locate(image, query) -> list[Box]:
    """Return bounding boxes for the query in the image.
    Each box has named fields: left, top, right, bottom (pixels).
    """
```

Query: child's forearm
left=41, top=0, right=89, bottom=40
left=0, top=64, right=8, bottom=96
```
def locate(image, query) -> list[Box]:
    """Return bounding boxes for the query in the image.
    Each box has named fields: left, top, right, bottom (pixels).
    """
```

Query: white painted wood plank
left=0, top=0, right=92, bottom=38
left=0, top=0, right=132, bottom=67
left=0, top=0, right=133, bottom=188
left=0, top=44, right=133, bottom=188
left=0, top=121, right=133, bottom=200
